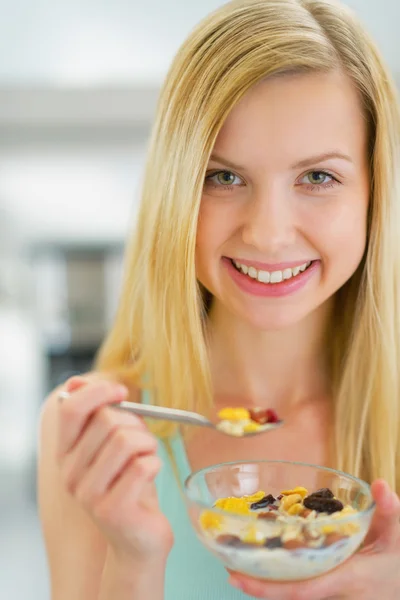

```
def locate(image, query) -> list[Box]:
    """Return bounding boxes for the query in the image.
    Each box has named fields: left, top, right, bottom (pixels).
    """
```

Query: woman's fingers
left=61, top=407, right=146, bottom=491
left=73, top=427, right=158, bottom=505
left=55, top=377, right=173, bottom=559
left=64, top=375, right=88, bottom=394
left=92, top=455, right=162, bottom=524
left=57, top=380, right=128, bottom=458
left=228, top=563, right=354, bottom=600
left=363, top=480, right=400, bottom=550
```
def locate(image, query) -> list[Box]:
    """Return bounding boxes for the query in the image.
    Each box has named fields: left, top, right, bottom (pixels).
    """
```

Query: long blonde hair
left=96, top=0, right=400, bottom=492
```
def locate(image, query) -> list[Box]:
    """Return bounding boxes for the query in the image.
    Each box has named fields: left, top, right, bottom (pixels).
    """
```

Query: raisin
left=303, top=496, right=344, bottom=514
left=251, top=494, right=276, bottom=510
left=310, top=488, right=334, bottom=499
left=264, top=536, right=282, bottom=549
left=216, top=534, right=242, bottom=547
left=216, top=534, right=260, bottom=549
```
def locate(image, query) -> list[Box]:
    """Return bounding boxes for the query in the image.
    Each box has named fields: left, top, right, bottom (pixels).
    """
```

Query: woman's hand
left=57, top=376, right=174, bottom=564
left=228, top=480, right=400, bottom=599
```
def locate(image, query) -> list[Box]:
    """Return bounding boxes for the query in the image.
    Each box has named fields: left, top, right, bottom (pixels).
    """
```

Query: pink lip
left=229, top=258, right=315, bottom=271
left=223, top=257, right=320, bottom=298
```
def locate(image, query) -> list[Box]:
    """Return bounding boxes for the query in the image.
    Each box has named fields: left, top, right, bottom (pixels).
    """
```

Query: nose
left=241, top=184, right=296, bottom=253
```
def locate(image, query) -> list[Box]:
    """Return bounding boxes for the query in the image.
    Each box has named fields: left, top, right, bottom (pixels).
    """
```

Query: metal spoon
left=113, top=401, right=283, bottom=438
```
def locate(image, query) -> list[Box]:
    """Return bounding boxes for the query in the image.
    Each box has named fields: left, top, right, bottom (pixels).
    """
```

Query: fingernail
left=229, top=576, right=244, bottom=590
left=57, top=390, right=70, bottom=403
left=117, top=384, right=128, bottom=399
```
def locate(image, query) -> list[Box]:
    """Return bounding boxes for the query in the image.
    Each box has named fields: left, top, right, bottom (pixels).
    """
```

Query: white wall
left=0, top=139, right=145, bottom=244
left=0, top=0, right=398, bottom=85
left=0, top=0, right=398, bottom=246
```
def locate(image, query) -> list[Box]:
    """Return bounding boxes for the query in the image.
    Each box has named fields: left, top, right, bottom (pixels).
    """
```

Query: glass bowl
left=184, top=460, right=375, bottom=581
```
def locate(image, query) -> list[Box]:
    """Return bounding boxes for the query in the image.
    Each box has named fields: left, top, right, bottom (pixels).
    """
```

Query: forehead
left=213, top=71, right=368, bottom=169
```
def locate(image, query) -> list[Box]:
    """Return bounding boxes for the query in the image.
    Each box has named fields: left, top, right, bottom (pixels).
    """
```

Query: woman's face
left=196, top=70, right=370, bottom=330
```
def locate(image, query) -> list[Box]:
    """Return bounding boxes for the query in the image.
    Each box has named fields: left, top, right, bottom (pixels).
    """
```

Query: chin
left=241, top=310, right=309, bottom=332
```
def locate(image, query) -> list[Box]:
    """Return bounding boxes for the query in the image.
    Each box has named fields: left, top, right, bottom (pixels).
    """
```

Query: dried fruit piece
left=216, top=534, right=242, bottom=546
left=257, top=511, right=278, bottom=520
left=250, top=494, right=275, bottom=510
left=310, top=488, right=334, bottom=499
left=303, top=496, right=344, bottom=514
left=264, top=536, right=282, bottom=549
left=266, top=408, right=279, bottom=423
left=249, top=407, right=270, bottom=424
left=332, top=505, right=357, bottom=518
left=283, top=539, right=308, bottom=550
left=216, top=534, right=259, bottom=549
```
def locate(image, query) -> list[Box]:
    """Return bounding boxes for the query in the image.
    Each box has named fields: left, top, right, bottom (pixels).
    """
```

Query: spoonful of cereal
left=113, top=402, right=282, bottom=437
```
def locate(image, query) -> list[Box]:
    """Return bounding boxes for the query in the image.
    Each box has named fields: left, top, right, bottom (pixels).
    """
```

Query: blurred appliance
left=33, top=244, right=123, bottom=392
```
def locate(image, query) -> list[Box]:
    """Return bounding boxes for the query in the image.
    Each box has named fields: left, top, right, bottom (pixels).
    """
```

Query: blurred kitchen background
left=0, top=0, right=398, bottom=597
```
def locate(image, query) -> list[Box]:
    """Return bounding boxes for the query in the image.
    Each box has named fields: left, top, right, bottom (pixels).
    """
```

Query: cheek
left=309, top=197, right=368, bottom=270
left=196, top=200, right=235, bottom=256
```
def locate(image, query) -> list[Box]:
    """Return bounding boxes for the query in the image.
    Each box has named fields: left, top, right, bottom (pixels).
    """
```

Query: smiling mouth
left=230, top=259, right=314, bottom=284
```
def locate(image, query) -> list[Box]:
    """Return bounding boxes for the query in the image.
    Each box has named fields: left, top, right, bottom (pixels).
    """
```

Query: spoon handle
left=113, top=401, right=213, bottom=428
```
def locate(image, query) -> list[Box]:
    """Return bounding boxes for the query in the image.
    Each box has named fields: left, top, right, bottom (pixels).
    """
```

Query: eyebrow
left=209, top=151, right=353, bottom=171
left=209, top=153, right=246, bottom=171
left=291, top=152, right=353, bottom=169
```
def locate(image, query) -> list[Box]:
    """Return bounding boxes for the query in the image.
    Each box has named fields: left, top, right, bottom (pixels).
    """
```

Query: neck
left=207, top=299, right=333, bottom=413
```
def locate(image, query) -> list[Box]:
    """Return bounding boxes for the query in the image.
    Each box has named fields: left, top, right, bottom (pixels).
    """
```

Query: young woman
left=38, top=0, right=400, bottom=598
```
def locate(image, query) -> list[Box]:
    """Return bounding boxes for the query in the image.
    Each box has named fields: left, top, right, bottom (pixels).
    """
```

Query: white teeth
left=233, top=260, right=312, bottom=285
left=270, top=270, right=283, bottom=283
left=283, top=268, right=292, bottom=280
left=248, top=267, right=257, bottom=279
left=257, top=270, right=270, bottom=283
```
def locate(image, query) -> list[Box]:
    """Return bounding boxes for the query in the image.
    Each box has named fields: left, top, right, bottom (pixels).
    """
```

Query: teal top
left=155, top=433, right=255, bottom=599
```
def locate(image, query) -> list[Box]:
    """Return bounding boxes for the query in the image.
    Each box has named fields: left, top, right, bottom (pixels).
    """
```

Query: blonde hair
left=96, top=0, right=400, bottom=493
